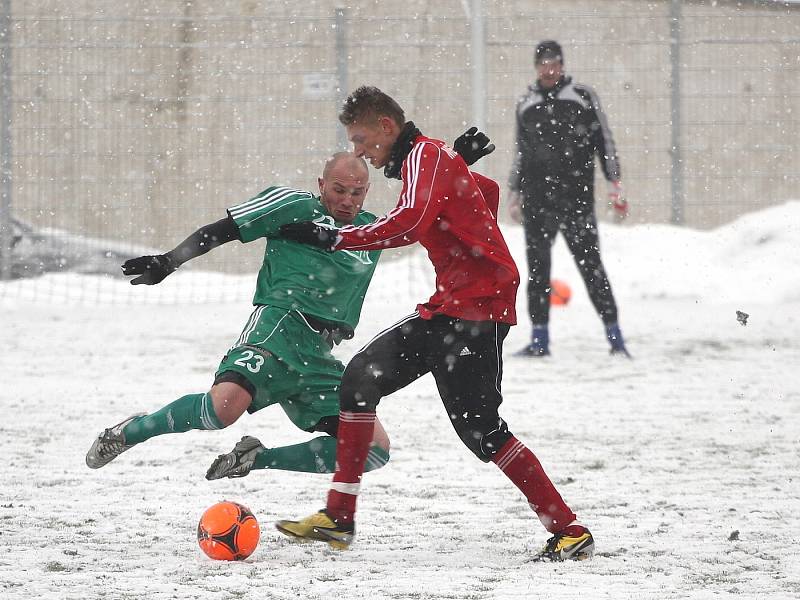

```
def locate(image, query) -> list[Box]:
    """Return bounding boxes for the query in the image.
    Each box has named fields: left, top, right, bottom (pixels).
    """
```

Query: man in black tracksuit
left=508, top=40, right=630, bottom=357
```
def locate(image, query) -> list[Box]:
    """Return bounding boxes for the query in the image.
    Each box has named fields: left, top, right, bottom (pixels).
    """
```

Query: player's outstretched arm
left=122, top=216, right=240, bottom=285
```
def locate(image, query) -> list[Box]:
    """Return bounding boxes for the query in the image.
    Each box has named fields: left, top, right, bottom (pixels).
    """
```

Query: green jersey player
left=86, top=153, right=391, bottom=477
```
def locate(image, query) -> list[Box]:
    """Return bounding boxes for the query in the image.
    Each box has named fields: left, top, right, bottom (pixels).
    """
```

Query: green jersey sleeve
left=228, top=186, right=317, bottom=243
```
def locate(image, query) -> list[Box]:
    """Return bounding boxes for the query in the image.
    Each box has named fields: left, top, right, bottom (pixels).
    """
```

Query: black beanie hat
left=535, top=40, right=563, bottom=64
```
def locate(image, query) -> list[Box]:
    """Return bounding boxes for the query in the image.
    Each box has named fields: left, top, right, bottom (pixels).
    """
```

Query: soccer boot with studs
left=85, top=413, right=145, bottom=469
left=275, top=509, right=354, bottom=550
left=534, top=525, right=595, bottom=562
left=205, top=435, right=265, bottom=480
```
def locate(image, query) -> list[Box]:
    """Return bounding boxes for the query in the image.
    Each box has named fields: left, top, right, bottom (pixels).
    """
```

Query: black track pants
left=522, top=204, right=619, bottom=326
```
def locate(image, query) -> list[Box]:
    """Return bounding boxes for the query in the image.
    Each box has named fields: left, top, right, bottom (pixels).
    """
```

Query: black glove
left=278, top=222, right=339, bottom=251
left=121, top=254, right=178, bottom=285
left=453, top=126, right=495, bottom=166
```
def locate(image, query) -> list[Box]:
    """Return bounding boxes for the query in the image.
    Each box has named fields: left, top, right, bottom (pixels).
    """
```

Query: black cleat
left=205, top=435, right=265, bottom=480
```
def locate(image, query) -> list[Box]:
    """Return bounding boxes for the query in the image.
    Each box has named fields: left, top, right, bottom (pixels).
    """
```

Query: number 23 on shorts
left=233, top=349, right=265, bottom=373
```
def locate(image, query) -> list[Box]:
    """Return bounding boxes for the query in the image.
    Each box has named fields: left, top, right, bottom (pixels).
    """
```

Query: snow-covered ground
left=2, top=203, right=799, bottom=599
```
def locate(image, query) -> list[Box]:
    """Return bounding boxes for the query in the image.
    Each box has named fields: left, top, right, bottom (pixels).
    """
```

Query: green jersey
left=228, top=186, right=380, bottom=333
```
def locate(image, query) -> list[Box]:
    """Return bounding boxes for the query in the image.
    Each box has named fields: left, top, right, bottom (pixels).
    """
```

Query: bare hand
left=608, top=181, right=629, bottom=222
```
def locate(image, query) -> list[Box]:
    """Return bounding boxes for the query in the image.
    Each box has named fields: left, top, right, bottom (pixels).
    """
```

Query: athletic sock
left=365, top=445, right=391, bottom=472
left=326, top=411, right=376, bottom=525
left=559, top=522, right=588, bottom=537
left=122, top=393, right=223, bottom=445
left=492, top=436, right=577, bottom=533
left=252, top=436, right=390, bottom=474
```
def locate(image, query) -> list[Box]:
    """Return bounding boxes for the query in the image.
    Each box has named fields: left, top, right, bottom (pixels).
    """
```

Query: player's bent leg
left=431, top=317, right=593, bottom=559
left=208, top=381, right=253, bottom=427
left=87, top=385, right=250, bottom=470
left=310, top=414, right=390, bottom=472
left=277, top=318, right=423, bottom=545
left=207, top=416, right=391, bottom=479
left=206, top=435, right=390, bottom=478
left=234, top=435, right=388, bottom=475
left=464, top=420, right=595, bottom=561
left=327, top=342, right=405, bottom=522
left=206, top=434, right=335, bottom=478
left=87, top=392, right=223, bottom=469
left=121, top=391, right=227, bottom=445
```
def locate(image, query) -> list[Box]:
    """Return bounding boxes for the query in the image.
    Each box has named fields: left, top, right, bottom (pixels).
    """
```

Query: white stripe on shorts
left=234, top=305, right=264, bottom=348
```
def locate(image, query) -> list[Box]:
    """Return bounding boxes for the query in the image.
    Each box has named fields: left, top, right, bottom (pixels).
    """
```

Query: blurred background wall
left=1, top=0, right=799, bottom=277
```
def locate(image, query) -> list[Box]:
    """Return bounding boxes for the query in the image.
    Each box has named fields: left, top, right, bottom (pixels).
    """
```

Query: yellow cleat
left=275, top=510, right=355, bottom=550
left=534, top=527, right=595, bottom=562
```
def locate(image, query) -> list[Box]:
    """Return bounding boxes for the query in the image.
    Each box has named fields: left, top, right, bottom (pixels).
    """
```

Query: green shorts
left=215, top=306, right=344, bottom=431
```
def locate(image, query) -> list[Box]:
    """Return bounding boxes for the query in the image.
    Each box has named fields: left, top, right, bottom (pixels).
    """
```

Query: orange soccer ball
left=197, top=501, right=260, bottom=561
left=550, top=279, right=572, bottom=306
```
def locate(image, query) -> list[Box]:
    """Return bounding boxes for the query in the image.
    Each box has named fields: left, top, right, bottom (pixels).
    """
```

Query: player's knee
left=454, top=429, right=488, bottom=461
left=478, top=423, right=512, bottom=458
left=453, top=419, right=512, bottom=463
left=209, top=382, right=253, bottom=427
left=339, top=359, right=382, bottom=412
left=339, top=387, right=381, bottom=412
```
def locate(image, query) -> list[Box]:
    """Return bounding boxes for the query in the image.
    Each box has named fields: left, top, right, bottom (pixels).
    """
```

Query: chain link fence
left=1, top=0, right=798, bottom=302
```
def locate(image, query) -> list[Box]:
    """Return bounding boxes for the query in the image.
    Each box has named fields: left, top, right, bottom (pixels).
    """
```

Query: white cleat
left=85, top=414, right=144, bottom=469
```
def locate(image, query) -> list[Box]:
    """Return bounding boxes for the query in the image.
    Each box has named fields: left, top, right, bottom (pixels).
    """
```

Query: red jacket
left=335, top=135, right=519, bottom=324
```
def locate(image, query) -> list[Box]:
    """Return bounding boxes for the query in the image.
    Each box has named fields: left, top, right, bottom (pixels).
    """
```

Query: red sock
left=492, top=436, right=577, bottom=533
left=326, top=411, right=375, bottom=524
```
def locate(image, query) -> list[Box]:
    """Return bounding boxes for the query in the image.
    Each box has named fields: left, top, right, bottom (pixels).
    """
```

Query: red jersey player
left=276, top=86, right=594, bottom=561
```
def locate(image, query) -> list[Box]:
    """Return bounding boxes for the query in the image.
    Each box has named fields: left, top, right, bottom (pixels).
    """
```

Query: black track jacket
left=509, top=75, right=621, bottom=203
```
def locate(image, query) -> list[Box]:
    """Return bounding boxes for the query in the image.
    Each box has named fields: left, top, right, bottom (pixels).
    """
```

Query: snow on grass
left=1, top=203, right=799, bottom=599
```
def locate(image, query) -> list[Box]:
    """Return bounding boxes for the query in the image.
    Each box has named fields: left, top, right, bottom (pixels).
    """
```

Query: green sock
left=122, top=393, right=223, bottom=445
left=365, top=445, right=391, bottom=472
left=252, top=436, right=390, bottom=474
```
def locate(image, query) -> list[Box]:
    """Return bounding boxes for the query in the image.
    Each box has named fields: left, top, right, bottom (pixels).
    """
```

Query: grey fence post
left=670, top=0, right=684, bottom=225
left=470, top=0, right=486, bottom=132
left=335, top=8, right=348, bottom=150
left=0, top=0, right=12, bottom=280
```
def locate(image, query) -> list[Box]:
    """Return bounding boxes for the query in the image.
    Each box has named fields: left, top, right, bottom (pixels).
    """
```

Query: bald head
left=322, top=152, right=369, bottom=181
left=318, top=152, right=371, bottom=224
